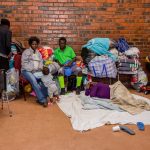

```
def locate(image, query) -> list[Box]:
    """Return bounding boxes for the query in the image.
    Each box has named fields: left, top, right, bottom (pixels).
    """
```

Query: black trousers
left=0, top=56, right=9, bottom=71
left=0, top=56, right=9, bottom=91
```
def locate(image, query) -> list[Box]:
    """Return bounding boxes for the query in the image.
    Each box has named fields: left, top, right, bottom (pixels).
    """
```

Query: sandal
left=119, top=126, right=135, bottom=135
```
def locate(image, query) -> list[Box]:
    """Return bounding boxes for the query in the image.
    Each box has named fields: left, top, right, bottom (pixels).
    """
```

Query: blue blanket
left=83, top=38, right=117, bottom=61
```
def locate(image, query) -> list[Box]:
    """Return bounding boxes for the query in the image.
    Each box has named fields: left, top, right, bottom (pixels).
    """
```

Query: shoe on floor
left=43, top=100, right=48, bottom=107
left=137, top=122, right=145, bottom=131
left=119, top=126, right=135, bottom=135
left=37, top=100, right=48, bottom=107
left=36, top=100, right=44, bottom=105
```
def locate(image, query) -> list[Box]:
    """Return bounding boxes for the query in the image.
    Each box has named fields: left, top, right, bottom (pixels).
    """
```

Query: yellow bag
left=24, top=84, right=32, bottom=93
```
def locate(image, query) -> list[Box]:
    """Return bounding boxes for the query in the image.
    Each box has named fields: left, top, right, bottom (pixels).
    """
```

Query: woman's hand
left=31, top=70, right=36, bottom=73
left=8, top=52, right=12, bottom=59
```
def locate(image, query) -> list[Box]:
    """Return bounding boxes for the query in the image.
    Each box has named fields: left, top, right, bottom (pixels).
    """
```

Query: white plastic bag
left=6, top=68, right=19, bottom=94
left=138, top=70, right=148, bottom=86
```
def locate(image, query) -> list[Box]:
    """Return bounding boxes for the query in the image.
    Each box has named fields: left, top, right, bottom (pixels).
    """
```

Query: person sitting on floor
left=54, top=37, right=82, bottom=95
left=21, top=36, right=48, bottom=107
left=41, top=66, right=59, bottom=104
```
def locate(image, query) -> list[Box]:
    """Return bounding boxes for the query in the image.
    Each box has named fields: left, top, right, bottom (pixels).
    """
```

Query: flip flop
left=119, top=126, right=135, bottom=135
left=137, top=122, right=145, bottom=131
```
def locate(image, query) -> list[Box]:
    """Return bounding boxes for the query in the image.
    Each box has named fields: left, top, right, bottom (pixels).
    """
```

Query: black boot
left=60, top=88, right=66, bottom=95
left=76, top=87, right=81, bottom=95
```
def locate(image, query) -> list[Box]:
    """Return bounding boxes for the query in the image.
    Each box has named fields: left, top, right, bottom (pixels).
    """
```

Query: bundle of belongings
left=114, top=38, right=148, bottom=90
left=130, top=69, right=148, bottom=91
left=0, top=68, right=19, bottom=101
left=1, top=41, right=25, bottom=100
left=117, top=47, right=140, bottom=75
left=31, top=46, right=59, bottom=80
left=88, top=55, right=117, bottom=78
left=38, top=46, right=60, bottom=75
left=81, top=38, right=117, bottom=78
left=81, top=37, right=144, bottom=80
left=9, top=41, right=25, bottom=74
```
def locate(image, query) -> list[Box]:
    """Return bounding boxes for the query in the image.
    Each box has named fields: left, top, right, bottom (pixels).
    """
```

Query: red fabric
left=19, top=75, right=29, bottom=85
left=38, top=47, right=53, bottom=60
left=14, top=54, right=21, bottom=74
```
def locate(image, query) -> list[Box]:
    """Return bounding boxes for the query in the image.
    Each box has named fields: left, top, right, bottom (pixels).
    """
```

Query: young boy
left=41, top=66, right=59, bottom=103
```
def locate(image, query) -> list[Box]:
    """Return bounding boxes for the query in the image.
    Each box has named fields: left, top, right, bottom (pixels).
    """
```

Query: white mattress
left=57, top=93, right=150, bottom=131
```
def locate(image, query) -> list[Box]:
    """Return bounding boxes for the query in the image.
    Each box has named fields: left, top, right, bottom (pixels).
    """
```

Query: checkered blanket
left=88, top=56, right=117, bottom=78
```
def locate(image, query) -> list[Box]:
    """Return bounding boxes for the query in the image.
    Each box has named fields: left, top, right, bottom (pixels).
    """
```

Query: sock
left=58, top=76, right=65, bottom=88
left=76, top=76, right=82, bottom=87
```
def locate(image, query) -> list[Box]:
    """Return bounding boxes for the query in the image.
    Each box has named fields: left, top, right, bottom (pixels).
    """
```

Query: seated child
left=41, top=66, right=59, bottom=103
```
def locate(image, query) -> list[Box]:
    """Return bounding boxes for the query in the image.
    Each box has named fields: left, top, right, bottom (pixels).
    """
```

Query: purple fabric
left=85, top=82, right=110, bottom=99
left=85, top=89, right=90, bottom=96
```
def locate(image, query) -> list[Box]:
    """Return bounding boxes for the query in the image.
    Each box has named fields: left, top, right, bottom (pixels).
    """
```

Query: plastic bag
left=116, top=37, right=130, bottom=53
left=138, top=70, right=148, bottom=86
left=6, top=69, right=19, bottom=94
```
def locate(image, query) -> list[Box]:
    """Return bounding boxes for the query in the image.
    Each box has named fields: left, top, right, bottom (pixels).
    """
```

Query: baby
left=41, top=66, right=59, bottom=103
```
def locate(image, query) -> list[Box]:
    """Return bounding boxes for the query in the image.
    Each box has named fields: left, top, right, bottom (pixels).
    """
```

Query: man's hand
left=64, top=61, right=72, bottom=67
left=65, top=57, right=76, bottom=67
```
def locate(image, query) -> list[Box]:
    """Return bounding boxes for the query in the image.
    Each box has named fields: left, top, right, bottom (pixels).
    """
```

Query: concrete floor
left=0, top=92, right=150, bottom=150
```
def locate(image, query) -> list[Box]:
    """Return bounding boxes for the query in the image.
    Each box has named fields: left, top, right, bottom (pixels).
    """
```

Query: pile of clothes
left=117, top=47, right=140, bottom=74
left=83, top=81, right=150, bottom=115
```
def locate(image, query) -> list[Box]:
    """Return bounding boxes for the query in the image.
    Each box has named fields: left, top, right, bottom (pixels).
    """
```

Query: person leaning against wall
left=21, top=36, right=48, bottom=107
left=0, top=18, right=12, bottom=71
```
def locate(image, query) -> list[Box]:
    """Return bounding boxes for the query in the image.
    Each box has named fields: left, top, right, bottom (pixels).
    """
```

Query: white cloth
left=32, top=53, right=40, bottom=70
left=33, top=71, right=43, bottom=79
left=57, top=92, right=150, bottom=131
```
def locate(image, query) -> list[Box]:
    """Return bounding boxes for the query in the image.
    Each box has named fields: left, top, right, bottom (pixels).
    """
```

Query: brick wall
left=0, top=0, right=150, bottom=67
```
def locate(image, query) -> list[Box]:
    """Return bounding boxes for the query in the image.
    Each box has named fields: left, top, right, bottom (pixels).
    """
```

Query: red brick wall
left=0, top=0, right=150, bottom=64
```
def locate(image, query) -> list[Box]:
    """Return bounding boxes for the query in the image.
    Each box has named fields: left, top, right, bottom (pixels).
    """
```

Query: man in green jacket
left=54, top=37, right=82, bottom=95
